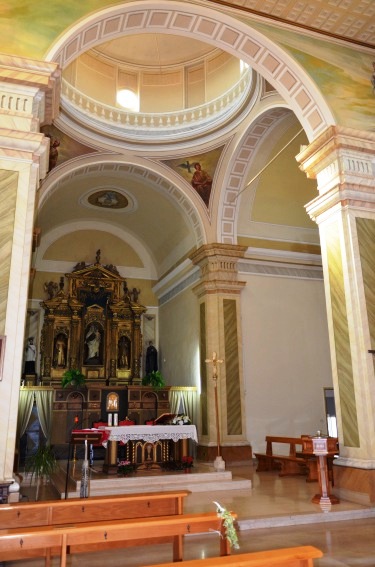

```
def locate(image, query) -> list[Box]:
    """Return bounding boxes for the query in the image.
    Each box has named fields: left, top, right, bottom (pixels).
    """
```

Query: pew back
left=0, top=511, right=235, bottom=566
left=0, top=490, right=189, bottom=529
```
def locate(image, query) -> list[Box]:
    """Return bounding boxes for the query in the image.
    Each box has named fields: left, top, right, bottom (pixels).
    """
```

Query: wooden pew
left=254, top=436, right=308, bottom=477
left=0, top=489, right=189, bottom=529
left=0, top=511, right=235, bottom=566
left=141, top=545, right=323, bottom=566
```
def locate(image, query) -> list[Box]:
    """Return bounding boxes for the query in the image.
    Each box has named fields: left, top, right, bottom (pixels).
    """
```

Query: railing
left=60, top=68, right=255, bottom=141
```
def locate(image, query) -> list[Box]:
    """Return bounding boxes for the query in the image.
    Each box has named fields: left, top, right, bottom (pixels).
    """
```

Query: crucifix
left=205, top=351, right=224, bottom=459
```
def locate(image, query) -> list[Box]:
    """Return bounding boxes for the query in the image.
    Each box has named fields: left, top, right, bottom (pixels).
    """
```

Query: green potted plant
left=25, top=444, right=57, bottom=501
left=61, top=368, right=86, bottom=389
left=142, top=370, right=166, bottom=389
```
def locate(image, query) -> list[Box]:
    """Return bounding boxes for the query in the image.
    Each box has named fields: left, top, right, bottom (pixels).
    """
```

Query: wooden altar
left=39, top=252, right=146, bottom=385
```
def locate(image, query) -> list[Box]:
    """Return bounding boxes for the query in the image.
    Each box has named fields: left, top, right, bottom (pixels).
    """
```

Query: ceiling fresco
left=163, top=146, right=225, bottom=208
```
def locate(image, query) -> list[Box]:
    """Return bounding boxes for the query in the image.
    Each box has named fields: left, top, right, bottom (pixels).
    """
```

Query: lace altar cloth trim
left=102, top=424, right=198, bottom=445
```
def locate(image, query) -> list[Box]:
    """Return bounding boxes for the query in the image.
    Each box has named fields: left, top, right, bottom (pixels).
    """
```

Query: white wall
left=240, top=273, right=332, bottom=454
left=158, top=286, right=200, bottom=389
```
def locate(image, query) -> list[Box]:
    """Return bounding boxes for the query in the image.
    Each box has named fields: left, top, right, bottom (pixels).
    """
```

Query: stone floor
left=7, top=462, right=375, bottom=566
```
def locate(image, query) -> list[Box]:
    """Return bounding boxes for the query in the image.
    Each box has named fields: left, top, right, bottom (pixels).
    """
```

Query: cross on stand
left=205, top=352, right=225, bottom=471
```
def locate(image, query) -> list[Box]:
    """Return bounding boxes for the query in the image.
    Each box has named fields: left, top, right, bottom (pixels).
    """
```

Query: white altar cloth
left=103, top=424, right=198, bottom=445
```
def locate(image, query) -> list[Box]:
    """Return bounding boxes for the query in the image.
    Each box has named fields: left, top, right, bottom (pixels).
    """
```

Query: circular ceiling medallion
left=87, top=190, right=128, bottom=209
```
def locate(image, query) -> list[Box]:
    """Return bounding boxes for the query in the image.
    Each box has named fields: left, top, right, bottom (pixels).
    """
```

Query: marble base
left=197, top=444, right=252, bottom=463
left=54, top=461, right=252, bottom=498
left=333, top=463, right=375, bottom=505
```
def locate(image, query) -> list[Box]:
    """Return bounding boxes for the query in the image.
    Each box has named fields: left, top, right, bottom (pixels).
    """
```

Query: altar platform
left=52, top=460, right=252, bottom=499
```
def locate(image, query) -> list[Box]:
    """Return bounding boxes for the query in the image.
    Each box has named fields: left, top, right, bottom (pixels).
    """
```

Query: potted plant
left=142, top=370, right=166, bottom=389
left=61, top=368, right=86, bottom=389
left=25, top=444, right=57, bottom=501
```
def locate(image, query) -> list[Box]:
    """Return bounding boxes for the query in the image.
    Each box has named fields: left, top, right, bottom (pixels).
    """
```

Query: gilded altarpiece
left=40, top=260, right=146, bottom=384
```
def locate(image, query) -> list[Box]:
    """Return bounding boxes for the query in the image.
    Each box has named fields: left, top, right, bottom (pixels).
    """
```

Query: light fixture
left=116, top=89, right=139, bottom=112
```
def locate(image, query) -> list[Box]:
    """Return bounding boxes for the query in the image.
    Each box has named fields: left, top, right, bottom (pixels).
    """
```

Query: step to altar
left=52, top=461, right=252, bottom=499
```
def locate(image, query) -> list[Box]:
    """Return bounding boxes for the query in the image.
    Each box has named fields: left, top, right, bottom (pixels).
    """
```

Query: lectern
left=302, top=435, right=339, bottom=509
left=65, top=429, right=103, bottom=499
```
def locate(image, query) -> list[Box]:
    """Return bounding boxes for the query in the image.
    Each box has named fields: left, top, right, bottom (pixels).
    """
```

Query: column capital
left=190, top=243, right=247, bottom=297
left=0, top=54, right=61, bottom=127
left=297, top=126, right=375, bottom=223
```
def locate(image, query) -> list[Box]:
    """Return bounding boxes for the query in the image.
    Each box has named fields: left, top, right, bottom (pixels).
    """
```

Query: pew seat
left=142, top=545, right=323, bottom=566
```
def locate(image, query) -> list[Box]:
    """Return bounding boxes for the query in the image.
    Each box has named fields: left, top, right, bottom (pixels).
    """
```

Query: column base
left=197, top=444, right=252, bottom=463
left=333, top=462, right=375, bottom=505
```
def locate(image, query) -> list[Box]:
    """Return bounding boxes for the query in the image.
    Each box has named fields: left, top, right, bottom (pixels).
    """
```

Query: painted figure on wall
left=191, top=162, right=212, bottom=206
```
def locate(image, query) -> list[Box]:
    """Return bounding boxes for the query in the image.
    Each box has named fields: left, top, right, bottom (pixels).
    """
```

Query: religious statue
left=54, top=334, right=67, bottom=368
left=145, top=341, right=158, bottom=375
left=85, top=323, right=101, bottom=363
left=132, top=287, right=140, bottom=303
left=44, top=281, right=58, bottom=300
left=24, top=337, right=36, bottom=375
left=118, top=335, right=130, bottom=369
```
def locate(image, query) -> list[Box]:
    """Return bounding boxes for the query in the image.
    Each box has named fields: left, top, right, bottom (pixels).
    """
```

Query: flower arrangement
left=213, top=501, right=240, bottom=550
left=117, top=460, right=135, bottom=476
left=181, top=456, right=194, bottom=469
left=172, top=414, right=191, bottom=425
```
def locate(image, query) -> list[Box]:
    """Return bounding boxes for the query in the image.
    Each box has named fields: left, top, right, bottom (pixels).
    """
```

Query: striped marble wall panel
left=0, top=170, right=18, bottom=335
left=223, top=298, right=242, bottom=435
left=356, top=218, right=375, bottom=354
left=199, top=302, right=208, bottom=436
left=326, top=223, right=359, bottom=447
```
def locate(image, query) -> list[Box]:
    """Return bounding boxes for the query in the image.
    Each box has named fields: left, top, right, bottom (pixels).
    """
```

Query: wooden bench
left=142, top=545, right=323, bottom=566
left=254, top=436, right=309, bottom=478
left=0, top=489, right=189, bottom=529
left=0, top=511, right=235, bottom=566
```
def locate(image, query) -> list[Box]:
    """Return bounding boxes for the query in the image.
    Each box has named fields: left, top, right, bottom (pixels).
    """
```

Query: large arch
left=218, top=106, right=301, bottom=244
left=37, top=152, right=208, bottom=256
left=45, top=0, right=335, bottom=144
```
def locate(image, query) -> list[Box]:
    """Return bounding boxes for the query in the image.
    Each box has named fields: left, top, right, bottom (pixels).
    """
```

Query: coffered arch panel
left=45, top=0, right=335, bottom=143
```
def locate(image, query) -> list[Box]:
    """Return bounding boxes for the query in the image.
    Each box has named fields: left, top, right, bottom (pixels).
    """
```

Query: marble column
left=297, top=126, right=375, bottom=504
left=0, top=55, right=60, bottom=483
left=190, top=243, right=252, bottom=463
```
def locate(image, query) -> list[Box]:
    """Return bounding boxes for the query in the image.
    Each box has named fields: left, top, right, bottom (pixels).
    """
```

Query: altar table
left=101, top=425, right=198, bottom=473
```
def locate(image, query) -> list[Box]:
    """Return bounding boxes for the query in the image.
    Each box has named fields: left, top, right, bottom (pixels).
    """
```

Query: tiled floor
left=7, top=462, right=375, bottom=566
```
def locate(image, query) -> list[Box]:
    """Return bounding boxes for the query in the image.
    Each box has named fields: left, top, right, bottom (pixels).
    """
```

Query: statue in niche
left=54, top=333, right=67, bottom=368
left=118, top=335, right=131, bottom=369
left=85, top=323, right=102, bottom=364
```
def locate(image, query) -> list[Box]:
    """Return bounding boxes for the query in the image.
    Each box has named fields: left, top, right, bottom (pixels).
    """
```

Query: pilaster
left=297, top=126, right=375, bottom=503
left=0, top=54, right=61, bottom=482
left=190, top=244, right=251, bottom=463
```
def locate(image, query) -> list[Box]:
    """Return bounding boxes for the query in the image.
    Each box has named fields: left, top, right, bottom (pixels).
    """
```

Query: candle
left=114, top=413, right=118, bottom=427
left=108, top=413, right=112, bottom=426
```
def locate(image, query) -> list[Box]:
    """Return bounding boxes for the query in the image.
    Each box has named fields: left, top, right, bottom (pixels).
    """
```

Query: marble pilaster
left=298, top=126, right=375, bottom=503
left=190, top=244, right=251, bottom=462
left=0, top=54, right=61, bottom=483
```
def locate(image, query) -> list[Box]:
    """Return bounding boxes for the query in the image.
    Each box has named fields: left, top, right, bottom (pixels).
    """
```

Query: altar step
left=51, top=461, right=252, bottom=499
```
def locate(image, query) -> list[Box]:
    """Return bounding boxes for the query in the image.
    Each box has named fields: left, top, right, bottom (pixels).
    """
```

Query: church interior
left=0, top=0, right=374, bottom=565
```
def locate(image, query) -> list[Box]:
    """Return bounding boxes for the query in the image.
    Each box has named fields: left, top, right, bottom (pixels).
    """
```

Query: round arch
left=218, top=105, right=301, bottom=244
left=38, top=152, right=208, bottom=252
left=45, top=0, right=335, bottom=142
